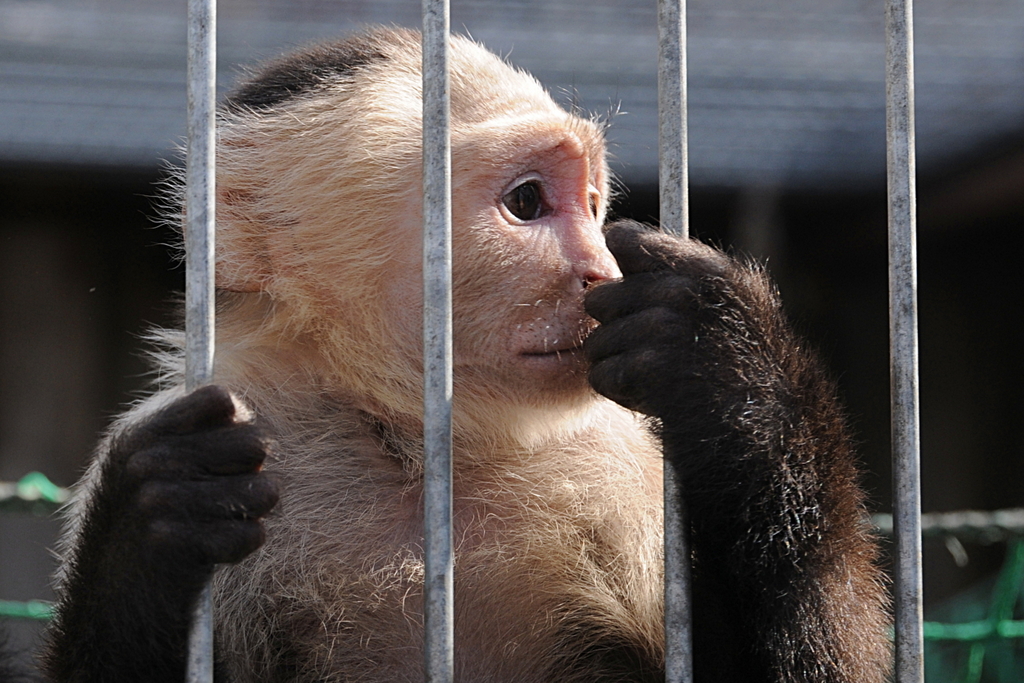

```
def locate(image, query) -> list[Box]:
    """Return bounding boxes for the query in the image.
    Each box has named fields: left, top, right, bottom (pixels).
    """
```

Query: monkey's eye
left=502, top=181, right=544, bottom=221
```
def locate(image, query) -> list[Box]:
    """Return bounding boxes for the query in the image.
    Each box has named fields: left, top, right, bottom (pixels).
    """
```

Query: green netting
left=923, top=540, right=1024, bottom=683
left=0, top=471, right=68, bottom=515
left=0, top=599, right=53, bottom=620
left=0, top=472, right=65, bottom=620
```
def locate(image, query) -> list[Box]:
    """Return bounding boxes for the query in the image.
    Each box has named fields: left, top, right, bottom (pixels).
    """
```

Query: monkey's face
left=214, top=34, right=621, bottom=428
left=382, top=114, right=619, bottom=406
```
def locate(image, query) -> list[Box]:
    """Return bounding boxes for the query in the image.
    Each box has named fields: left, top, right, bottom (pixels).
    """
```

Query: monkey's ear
left=212, top=189, right=275, bottom=293
left=216, top=238, right=271, bottom=293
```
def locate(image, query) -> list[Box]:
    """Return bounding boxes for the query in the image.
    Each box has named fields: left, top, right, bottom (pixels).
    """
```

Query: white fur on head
left=185, top=27, right=610, bottom=445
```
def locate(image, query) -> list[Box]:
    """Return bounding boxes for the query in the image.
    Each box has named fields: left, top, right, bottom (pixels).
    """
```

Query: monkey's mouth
left=520, top=344, right=585, bottom=359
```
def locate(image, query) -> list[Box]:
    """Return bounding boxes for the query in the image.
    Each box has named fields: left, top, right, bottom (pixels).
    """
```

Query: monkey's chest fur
left=211, top=400, right=665, bottom=683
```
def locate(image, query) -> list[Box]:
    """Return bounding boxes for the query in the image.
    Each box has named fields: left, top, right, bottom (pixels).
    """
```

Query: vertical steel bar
left=658, top=0, right=689, bottom=239
left=421, top=1, right=454, bottom=682
left=885, top=0, right=923, bottom=679
left=658, top=1, right=693, bottom=682
left=184, top=0, right=216, bottom=678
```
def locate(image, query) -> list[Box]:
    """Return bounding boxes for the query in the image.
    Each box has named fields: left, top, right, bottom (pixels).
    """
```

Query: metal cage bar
left=183, top=0, right=217, bottom=678
left=658, top=0, right=694, bottom=681
left=421, top=1, right=455, bottom=682
left=885, top=0, right=924, bottom=679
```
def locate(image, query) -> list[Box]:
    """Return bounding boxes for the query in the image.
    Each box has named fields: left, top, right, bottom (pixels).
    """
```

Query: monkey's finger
left=127, top=425, right=271, bottom=479
left=585, top=273, right=696, bottom=323
left=584, top=308, right=690, bottom=365
left=137, top=474, right=280, bottom=522
left=604, top=221, right=728, bottom=277
left=588, top=349, right=667, bottom=414
left=176, top=425, right=272, bottom=475
left=145, top=385, right=250, bottom=437
left=149, top=517, right=267, bottom=565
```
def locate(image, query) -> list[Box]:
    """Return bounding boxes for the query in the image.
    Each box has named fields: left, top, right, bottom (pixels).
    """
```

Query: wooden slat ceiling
left=1, top=0, right=1022, bottom=188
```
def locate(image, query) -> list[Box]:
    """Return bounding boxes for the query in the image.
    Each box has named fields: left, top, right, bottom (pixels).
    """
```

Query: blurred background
left=2, top=0, right=1023, bottom=677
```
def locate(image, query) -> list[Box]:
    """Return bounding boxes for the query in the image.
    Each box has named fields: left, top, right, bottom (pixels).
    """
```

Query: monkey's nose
left=582, top=271, right=611, bottom=290
left=579, top=247, right=622, bottom=286
left=564, top=216, right=623, bottom=286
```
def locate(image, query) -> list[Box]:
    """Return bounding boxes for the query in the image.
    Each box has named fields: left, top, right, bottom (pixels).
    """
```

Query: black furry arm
left=43, top=386, right=278, bottom=683
left=584, top=221, right=889, bottom=683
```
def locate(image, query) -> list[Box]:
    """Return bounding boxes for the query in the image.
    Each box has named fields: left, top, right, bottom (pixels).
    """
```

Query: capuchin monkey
left=42, top=27, right=889, bottom=683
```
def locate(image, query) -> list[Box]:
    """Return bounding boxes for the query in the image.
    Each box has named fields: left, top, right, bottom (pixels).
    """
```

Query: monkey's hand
left=584, top=220, right=888, bottom=683
left=584, top=220, right=735, bottom=420
left=45, top=385, right=278, bottom=683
